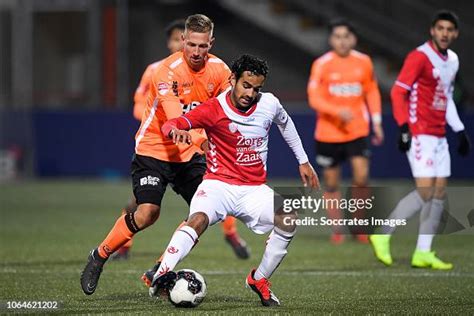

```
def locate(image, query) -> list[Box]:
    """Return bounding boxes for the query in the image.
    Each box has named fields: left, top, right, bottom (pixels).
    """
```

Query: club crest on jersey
left=158, top=82, right=169, bottom=95
left=432, top=68, right=440, bottom=79
left=207, top=83, right=214, bottom=92
left=228, top=122, right=238, bottom=133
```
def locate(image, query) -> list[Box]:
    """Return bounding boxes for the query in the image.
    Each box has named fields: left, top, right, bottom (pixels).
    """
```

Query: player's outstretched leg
left=111, top=199, right=138, bottom=260
left=141, top=220, right=188, bottom=287
left=142, top=217, right=250, bottom=287
left=324, top=190, right=345, bottom=244
left=80, top=204, right=157, bottom=295
left=149, top=213, right=208, bottom=297
left=246, top=226, right=295, bottom=307
left=246, top=208, right=296, bottom=307
left=412, top=198, right=452, bottom=270
left=221, top=216, right=250, bottom=259
left=369, top=190, right=424, bottom=266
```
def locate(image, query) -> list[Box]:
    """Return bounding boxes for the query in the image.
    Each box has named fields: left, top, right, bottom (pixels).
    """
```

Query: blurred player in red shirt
left=81, top=14, right=248, bottom=296
left=149, top=54, right=319, bottom=306
left=307, top=20, right=383, bottom=244
left=370, top=11, right=471, bottom=270
left=114, top=19, right=248, bottom=261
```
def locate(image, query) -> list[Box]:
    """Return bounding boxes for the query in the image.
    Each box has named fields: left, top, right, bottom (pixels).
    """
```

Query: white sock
left=416, top=199, right=444, bottom=251
left=154, top=226, right=198, bottom=278
left=254, top=227, right=295, bottom=280
left=382, top=190, right=424, bottom=234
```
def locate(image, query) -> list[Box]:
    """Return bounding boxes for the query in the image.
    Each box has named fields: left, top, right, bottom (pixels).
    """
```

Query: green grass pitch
left=1, top=179, right=473, bottom=314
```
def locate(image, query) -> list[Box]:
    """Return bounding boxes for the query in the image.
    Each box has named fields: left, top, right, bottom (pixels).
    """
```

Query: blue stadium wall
left=26, top=110, right=474, bottom=179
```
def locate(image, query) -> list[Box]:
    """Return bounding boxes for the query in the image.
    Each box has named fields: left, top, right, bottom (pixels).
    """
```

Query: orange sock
left=221, top=216, right=237, bottom=236
left=98, top=214, right=137, bottom=259
left=157, top=220, right=187, bottom=263
left=323, top=191, right=343, bottom=234
left=120, top=209, right=133, bottom=248
left=350, top=185, right=371, bottom=236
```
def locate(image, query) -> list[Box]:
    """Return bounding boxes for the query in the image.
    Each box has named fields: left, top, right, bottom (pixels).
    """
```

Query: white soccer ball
left=168, top=269, right=207, bottom=308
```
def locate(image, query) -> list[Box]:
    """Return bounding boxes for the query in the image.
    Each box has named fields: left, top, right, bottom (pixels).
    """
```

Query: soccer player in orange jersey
left=113, top=19, right=248, bottom=261
left=81, top=14, right=247, bottom=296
left=112, top=19, right=186, bottom=260
left=307, top=20, right=384, bottom=244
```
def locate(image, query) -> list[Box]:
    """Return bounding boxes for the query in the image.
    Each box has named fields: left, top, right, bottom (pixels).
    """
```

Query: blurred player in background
left=114, top=19, right=248, bottom=261
left=370, top=10, right=471, bottom=270
left=81, top=14, right=248, bottom=296
left=307, top=20, right=383, bottom=244
left=150, top=54, right=319, bottom=306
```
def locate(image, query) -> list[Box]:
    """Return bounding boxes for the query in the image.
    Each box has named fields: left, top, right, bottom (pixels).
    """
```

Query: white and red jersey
left=162, top=90, right=308, bottom=185
left=391, top=41, right=462, bottom=137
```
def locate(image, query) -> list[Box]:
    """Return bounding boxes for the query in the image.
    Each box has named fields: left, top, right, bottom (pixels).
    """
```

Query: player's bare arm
left=299, top=162, right=320, bottom=189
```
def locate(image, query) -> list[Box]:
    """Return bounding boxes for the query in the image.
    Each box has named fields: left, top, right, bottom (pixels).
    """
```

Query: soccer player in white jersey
left=147, top=54, right=319, bottom=306
left=370, top=11, right=471, bottom=270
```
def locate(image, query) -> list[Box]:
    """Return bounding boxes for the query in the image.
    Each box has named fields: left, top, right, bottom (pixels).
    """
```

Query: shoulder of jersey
left=207, top=54, right=230, bottom=70
left=158, top=51, right=185, bottom=71
left=314, top=51, right=334, bottom=66
left=409, top=46, right=430, bottom=62
left=257, top=92, right=281, bottom=110
left=259, top=91, right=278, bottom=102
left=148, top=60, right=163, bottom=71
left=447, top=48, right=459, bottom=62
left=350, top=50, right=371, bottom=61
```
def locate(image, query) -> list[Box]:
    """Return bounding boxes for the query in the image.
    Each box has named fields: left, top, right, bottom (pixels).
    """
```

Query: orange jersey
left=307, top=50, right=381, bottom=143
left=133, top=61, right=162, bottom=121
left=135, top=51, right=231, bottom=162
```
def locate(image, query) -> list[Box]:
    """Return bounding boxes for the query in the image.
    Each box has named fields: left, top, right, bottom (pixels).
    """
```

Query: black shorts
left=315, top=137, right=370, bottom=168
left=131, top=153, right=206, bottom=206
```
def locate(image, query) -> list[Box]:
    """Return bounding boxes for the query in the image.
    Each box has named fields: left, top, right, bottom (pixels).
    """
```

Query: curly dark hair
left=231, top=54, right=269, bottom=81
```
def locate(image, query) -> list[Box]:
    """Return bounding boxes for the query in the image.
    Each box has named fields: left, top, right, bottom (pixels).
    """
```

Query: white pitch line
left=1, top=268, right=473, bottom=278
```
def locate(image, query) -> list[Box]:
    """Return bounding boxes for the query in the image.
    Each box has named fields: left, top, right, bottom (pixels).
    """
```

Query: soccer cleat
left=141, top=262, right=161, bottom=288
left=411, top=250, right=453, bottom=270
left=245, top=269, right=280, bottom=307
left=149, top=271, right=177, bottom=298
left=369, top=234, right=393, bottom=266
left=225, top=232, right=250, bottom=259
left=80, top=248, right=107, bottom=295
left=330, top=233, right=345, bottom=245
left=354, top=234, right=369, bottom=244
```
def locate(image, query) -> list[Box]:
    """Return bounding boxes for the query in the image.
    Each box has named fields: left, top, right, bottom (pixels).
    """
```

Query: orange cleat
left=355, top=234, right=369, bottom=244
left=330, top=233, right=345, bottom=245
left=245, top=269, right=280, bottom=307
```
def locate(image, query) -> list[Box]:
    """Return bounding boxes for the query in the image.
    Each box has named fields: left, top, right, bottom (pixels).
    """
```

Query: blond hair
left=185, top=14, right=214, bottom=37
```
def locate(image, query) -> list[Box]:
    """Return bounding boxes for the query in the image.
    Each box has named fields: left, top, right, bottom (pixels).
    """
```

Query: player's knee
left=134, top=203, right=161, bottom=228
left=433, top=186, right=446, bottom=199
left=352, top=177, right=368, bottom=188
left=416, top=187, right=434, bottom=202
left=186, top=212, right=209, bottom=236
left=125, top=198, right=138, bottom=213
left=274, top=211, right=298, bottom=234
